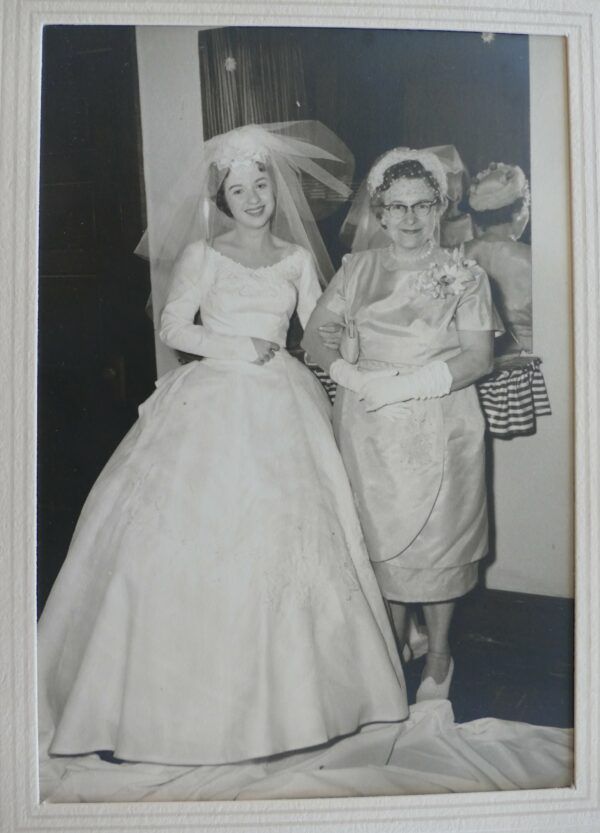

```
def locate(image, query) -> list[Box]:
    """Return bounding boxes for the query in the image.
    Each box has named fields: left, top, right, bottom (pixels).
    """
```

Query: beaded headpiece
left=366, top=147, right=449, bottom=200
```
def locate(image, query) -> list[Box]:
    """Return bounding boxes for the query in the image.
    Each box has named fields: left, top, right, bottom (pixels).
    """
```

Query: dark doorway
left=37, top=26, right=155, bottom=612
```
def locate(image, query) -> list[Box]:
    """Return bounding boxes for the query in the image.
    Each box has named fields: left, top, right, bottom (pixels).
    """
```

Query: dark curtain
left=198, top=28, right=308, bottom=138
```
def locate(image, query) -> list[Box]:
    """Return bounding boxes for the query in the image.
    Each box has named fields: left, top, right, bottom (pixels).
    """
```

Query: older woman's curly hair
left=370, top=159, right=443, bottom=220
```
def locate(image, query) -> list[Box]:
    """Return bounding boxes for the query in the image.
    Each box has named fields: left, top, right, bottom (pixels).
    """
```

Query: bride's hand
left=251, top=338, right=280, bottom=365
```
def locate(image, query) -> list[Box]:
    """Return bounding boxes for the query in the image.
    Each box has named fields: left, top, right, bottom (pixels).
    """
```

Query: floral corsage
left=413, top=247, right=479, bottom=300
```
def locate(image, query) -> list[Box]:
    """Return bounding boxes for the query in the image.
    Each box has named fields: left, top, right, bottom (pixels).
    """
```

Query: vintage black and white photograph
left=36, top=23, right=575, bottom=803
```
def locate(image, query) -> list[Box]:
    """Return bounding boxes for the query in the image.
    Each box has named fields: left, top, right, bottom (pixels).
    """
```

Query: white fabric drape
left=40, top=701, right=572, bottom=802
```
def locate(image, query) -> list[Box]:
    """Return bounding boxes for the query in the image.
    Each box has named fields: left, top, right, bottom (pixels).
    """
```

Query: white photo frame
left=1, top=1, right=598, bottom=831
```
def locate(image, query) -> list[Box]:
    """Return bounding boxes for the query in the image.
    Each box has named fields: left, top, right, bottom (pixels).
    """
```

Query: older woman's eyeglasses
left=382, top=200, right=436, bottom=219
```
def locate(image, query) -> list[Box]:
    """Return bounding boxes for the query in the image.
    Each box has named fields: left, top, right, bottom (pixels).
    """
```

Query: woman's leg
left=387, top=600, right=409, bottom=652
left=421, top=600, right=455, bottom=683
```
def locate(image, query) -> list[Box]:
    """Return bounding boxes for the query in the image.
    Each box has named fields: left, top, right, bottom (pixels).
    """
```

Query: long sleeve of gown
left=159, top=242, right=257, bottom=361
left=295, top=249, right=324, bottom=328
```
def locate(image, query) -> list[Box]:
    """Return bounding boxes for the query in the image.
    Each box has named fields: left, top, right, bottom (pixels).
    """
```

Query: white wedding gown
left=38, top=242, right=408, bottom=768
left=38, top=242, right=572, bottom=801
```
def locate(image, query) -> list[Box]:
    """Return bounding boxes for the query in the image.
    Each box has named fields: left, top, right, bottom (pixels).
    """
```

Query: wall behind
left=485, top=36, right=573, bottom=597
left=136, top=27, right=205, bottom=377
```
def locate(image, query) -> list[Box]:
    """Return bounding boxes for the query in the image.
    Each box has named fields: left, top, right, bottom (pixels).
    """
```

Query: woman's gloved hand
left=251, top=338, right=280, bottom=365
left=329, top=359, right=399, bottom=394
left=318, top=319, right=360, bottom=364
left=361, top=360, right=453, bottom=411
left=318, top=321, right=344, bottom=350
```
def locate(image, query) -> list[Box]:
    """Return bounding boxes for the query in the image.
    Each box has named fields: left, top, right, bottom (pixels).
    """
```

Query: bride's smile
left=224, top=165, right=276, bottom=228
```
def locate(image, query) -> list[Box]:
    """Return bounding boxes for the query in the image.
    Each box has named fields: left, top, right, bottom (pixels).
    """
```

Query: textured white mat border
left=0, top=1, right=597, bottom=831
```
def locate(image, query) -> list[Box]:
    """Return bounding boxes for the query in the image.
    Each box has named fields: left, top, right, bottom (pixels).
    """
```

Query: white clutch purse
left=339, top=319, right=360, bottom=364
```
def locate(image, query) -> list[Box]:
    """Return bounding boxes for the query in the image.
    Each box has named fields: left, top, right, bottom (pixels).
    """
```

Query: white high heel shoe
left=401, top=620, right=429, bottom=663
left=415, top=652, right=454, bottom=702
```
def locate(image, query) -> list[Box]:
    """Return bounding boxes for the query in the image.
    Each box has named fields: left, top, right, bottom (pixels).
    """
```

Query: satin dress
left=37, top=242, right=407, bottom=767
left=319, top=246, right=498, bottom=603
left=465, top=237, right=532, bottom=355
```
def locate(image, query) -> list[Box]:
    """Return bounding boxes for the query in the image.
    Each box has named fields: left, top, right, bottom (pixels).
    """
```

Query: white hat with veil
left=136, top=121, right=354, bottom=326
left=340, top=145, right=466, bottom=252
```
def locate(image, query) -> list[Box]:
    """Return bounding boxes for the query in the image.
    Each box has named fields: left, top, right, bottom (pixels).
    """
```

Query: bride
left=37, top=122, right=408, bottom=767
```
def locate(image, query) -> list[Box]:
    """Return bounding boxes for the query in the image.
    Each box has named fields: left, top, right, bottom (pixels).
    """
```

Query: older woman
left=465, top=162, right=532, bottom=357
left=303, top=147, right=499, bottom=701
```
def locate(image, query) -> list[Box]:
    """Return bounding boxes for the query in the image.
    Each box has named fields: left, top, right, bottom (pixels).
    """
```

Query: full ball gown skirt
left=38, top=247, right=408, bottom=767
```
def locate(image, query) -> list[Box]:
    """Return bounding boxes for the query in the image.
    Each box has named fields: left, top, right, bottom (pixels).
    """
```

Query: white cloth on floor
left=39, top=700, right=572, bottom=802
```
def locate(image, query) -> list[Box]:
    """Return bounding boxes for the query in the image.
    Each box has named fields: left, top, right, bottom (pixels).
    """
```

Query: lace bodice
left=160, top=242, right=322, bottom=360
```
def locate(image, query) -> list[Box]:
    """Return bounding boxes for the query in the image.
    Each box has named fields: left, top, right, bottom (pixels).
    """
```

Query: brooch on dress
left=413, top=247, right=478, bottom=300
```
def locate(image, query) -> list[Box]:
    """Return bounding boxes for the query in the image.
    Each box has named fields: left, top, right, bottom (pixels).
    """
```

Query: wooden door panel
left=38, top=26, right=155, bottom=613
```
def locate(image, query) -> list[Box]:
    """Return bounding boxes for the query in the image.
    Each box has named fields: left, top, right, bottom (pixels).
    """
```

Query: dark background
left=199, top=26, right=530, bottom=268
left=38, top=27, right=154, bottom=608
left=299, top=27, right=530, bottom=263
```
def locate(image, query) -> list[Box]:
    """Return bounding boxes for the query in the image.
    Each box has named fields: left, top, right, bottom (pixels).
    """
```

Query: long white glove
left=329, top=359, right=399, bottom=394
left=361, top=361, right=453, bottom=411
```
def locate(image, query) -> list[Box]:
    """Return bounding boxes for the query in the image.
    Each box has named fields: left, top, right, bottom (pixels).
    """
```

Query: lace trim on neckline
left=207, top=243, right=301, bottom=273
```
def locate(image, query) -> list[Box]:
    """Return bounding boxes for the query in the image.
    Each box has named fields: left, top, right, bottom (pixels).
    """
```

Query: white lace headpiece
left=213, top=126, right=271, bottom=171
